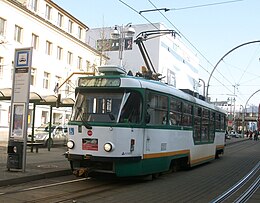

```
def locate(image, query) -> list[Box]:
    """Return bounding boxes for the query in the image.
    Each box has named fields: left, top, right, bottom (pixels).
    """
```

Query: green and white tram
left=66, top=65, right=226, bottom=177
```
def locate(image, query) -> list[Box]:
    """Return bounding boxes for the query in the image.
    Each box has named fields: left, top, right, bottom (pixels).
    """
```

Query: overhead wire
left=118, top=0, right=159, bottom=30
left=119, top=0, right=245, bottom=99
left=147, top=0, right=236, bottom=96
left=237, top=44, right=260, bottom=84
left=169, top=0, right=244, bottom=11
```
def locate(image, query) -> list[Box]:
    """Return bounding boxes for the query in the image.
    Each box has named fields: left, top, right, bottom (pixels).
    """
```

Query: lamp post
left=227, top=97, right=235, bottom=130
left=240, top=105, right=244, bottom=136
left=111, top=23, right=135, bottom=67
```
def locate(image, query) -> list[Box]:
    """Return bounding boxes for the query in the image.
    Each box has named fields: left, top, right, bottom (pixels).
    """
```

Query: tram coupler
left=73, top=167, right=93, bottom=177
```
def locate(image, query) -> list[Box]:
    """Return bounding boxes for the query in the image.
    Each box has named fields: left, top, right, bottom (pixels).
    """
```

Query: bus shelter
left=0, top=88, right=74, bottom=150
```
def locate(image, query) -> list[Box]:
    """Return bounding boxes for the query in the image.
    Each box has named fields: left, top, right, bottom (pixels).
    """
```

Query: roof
left=0, top=88, right=74, bottom=107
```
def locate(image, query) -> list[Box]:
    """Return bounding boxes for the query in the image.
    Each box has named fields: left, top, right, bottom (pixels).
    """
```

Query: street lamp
left=240, top=105, right=245, bottom=136
left=111, top=23, right=135, bottom=67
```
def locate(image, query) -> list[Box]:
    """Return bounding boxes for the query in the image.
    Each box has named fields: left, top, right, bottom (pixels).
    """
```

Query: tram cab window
left=71, top=92, right=123, bottom=123
left=119, top=91, right=142, bottom=124
left=146, top=93, right=168, bottom=125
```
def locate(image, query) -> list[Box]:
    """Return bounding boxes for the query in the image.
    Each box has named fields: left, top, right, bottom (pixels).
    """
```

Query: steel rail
left=234, top=175, right=260, bottom=203
left=210, top=161, right=260, bottom=203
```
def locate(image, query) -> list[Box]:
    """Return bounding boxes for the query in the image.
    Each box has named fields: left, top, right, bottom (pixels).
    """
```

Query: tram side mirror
left=56, top=94, right=61, bottom=108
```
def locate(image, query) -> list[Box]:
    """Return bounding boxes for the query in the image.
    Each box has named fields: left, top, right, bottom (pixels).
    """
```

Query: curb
left=0, top=169, right=72, bottom=187
left=225, top=138, right=249, bottom=146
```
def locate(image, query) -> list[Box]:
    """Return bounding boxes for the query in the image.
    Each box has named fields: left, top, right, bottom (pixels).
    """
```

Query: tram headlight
left=67, top=140, right=75, bottom=149
left=103, top=142, right=114, bottom=152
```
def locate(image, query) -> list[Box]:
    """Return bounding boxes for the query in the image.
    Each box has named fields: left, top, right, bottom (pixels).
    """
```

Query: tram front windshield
left=70, top=90, right=142, bottom=124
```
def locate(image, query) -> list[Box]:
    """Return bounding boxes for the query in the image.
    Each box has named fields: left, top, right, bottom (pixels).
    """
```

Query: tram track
left=170, top=141, right=259, bottom=203
left=0, top=175, right=134, bottom=202
left=25, top=180, right=124, bottom=203
left=0, top=140, right=258, bottom=202
left=210, top=161, right=260, bottom=203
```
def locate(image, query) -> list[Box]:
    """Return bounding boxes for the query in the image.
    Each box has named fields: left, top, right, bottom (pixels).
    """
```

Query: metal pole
left=206, top=40, right=260, bottom=101
left=48, top=105, right=53, bottom=151
left=242, top=89, right=260, bottom=137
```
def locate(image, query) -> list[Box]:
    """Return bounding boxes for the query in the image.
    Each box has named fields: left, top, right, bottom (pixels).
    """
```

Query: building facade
left=86, top=23, right=201, bottom=92
left=0, top=0, right=107, bottom=143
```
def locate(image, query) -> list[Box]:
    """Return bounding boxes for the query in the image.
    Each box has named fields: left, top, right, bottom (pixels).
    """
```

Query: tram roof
left=125, top=76, right=227, bottom=113
left=76, top=72, right=226, bottom=114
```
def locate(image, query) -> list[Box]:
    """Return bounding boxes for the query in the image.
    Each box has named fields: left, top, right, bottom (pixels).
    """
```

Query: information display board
left=7, top=47, right=32, bottom=171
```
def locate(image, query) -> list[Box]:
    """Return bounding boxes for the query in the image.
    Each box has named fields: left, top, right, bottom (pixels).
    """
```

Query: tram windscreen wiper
left=76, top=107, right=92, bottom=129
left=109, top=113, right=115, bottom=121
left=80, top=114, right=92, bottom=129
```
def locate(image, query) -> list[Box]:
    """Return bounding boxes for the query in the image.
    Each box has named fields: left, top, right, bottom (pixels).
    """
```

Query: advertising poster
left=11, top=104, right=25, bottom=139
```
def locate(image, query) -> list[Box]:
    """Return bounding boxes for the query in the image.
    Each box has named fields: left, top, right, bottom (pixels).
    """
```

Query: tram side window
left=209, top=112, right=215, bottom=142
left=182, top=102, right=193, bottom=126
left=216, top=113, right=221, bottom=130
left=194, top=107, right=202, bottom=143
left=220, top=114, right=226, bottom=130
left=147, top=93, right=168, bottom=125
left=201, top=109, right=210, bottom=142
left=169, top=97, right=182, bottom=125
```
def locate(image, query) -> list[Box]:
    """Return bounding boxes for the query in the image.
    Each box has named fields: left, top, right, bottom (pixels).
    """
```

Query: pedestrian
left=249, top=130, right=253, bottom=140
left=254, top=130, right=258, bottom=141
left=245, top=130, right=249, bottom=138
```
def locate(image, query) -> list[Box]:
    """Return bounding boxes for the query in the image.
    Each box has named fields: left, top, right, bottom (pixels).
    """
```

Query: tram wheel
left=152, top=173, right=160, bottom=179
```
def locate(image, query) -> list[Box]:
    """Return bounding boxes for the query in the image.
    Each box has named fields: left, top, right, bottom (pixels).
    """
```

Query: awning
left=0, top=88, right=74, bottom=107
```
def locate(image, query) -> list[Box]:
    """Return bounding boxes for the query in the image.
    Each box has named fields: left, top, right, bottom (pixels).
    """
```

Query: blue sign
left=16, top=51, right=30, bottom=67
left=69, top=128, right=74, bottom=135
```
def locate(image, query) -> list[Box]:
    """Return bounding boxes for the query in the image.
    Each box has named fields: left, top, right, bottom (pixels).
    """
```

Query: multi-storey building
left=86, top=23, right=201, bottom=92
left=0, top=0, right=107, bottom=143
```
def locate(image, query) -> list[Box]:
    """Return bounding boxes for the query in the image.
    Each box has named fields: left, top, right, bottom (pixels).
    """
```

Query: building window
left=43, top=72, right=50, bottom=89
left=46, top=40, right=52, bottom=55
left=57, top=46, right=63, bottom=60
left=67, top=51, right=73, bottom=65
left=0, top=17, right=6, bottom=36
left=57, top=13, right=63, bottom=27
left=31, top=34, right=39, bottom=50
left=78, top=26, right=82, bottom=39
left=86, top=60, right=91, bottom=71
left=45, top=5, right=52, bottom=20
left=30, top=68, right=36, bottom=86
left=30, top=0, right=38, bottom=12
left=77, top=56, right=82, bottom=70
left=14, top=25, right=23, bottom=43
left=0, top=57, right=3, bottom=78
left=68, top=20, right=73, bottom=33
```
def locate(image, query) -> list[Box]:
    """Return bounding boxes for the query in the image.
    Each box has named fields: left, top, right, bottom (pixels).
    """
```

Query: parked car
left=27, top=125, right=68, bottom=147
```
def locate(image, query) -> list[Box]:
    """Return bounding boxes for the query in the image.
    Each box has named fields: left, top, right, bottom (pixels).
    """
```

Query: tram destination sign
left=78, top=78, right=121, bottom=87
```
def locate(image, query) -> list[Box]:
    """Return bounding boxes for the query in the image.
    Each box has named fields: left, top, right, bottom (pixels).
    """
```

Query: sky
left=53, top=0, right=260, bottom=109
